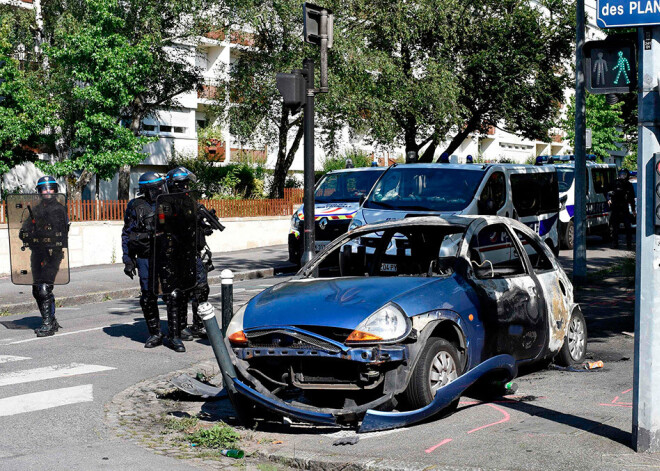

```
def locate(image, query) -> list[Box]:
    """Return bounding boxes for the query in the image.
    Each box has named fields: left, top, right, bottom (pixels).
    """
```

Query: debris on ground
left=333, top=436, right=360, bottom=446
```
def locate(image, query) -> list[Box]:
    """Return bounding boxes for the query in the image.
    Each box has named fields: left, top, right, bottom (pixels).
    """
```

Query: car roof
left=327, top=167, right=387, bottom=174
left=387, top=163, right=555, bottom=173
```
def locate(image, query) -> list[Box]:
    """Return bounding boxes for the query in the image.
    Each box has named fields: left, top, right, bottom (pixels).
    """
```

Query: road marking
left=4, top=320, right=140, bottom=345
left=425, top=438, right=453, bottom=453
left=467, top=403, right=511, bottom=434
left=0, top=355, right=30, bottom=364
left=0, top=384, right=93, bottom=416
left=0, top=363, right=115, bottom=387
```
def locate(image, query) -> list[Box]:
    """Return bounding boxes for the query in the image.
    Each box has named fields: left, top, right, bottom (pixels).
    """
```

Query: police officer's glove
left=124, top=260, right=136, bottom=279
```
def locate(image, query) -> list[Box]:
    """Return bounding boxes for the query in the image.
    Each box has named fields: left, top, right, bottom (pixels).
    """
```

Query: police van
left=288, top=167, right=386, bottom=265
left=349, top=163, right=561, bottom=254
left=552, top=157, right=617, bottom=249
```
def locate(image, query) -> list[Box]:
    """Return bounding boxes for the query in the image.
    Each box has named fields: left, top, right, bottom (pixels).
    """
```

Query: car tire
left=556, top=309, right=587, bottom=366
left=563, top=220, right=574, bottom=250
left=404, top=338, right=463, bottom=410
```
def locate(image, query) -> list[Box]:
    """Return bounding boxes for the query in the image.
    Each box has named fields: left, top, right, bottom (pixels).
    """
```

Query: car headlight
left=346, top=303, right=409, bottom=343
left=227, top=304, right=248, bottom=345
left=348, top=218, right=363, bottom=231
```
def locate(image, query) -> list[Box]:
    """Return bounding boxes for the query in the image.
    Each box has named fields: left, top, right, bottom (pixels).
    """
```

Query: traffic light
left=276, top=71, right=306, bottom=114
left=655, top=153, right=660, bottom=228
left=303, top=3, right=333, bottom=49
left=584, top=37, right=636, bottom=94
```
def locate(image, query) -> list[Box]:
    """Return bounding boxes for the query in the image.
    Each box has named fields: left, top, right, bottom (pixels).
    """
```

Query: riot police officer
left=121, top=172, right=166, bottom=348
left=166, top=167, right=221, bottom=339
left=22, top=176, right=68, bottom=337
left=607, top=169, right=636, bottom=250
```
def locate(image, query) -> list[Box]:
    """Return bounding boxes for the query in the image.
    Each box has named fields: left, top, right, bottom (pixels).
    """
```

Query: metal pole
left=573, top=0, right=587, bottom=284
left=220, top=269, right=234, bottom=335
left=633, top=25, right=660, bottom=453
left=301, top=58, right=316, bottom=266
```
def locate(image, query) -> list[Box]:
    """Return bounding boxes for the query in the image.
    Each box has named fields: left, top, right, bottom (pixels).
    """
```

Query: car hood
left=243, top=276, right=439, bottom=331
left=296, top=202, right=360, bottom=219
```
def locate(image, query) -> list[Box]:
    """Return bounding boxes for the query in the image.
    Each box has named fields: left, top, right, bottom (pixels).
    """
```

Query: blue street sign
left=597, top=0, right=660, bottom=28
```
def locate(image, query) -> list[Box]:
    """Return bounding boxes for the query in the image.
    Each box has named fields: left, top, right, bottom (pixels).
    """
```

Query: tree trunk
left=68, top=169, right=94, bottom=200
left=418, top=135, right=439, bottom=163
left=441, top=116, right=481, bottom=160
left=118, top=165, right=131, bottom=200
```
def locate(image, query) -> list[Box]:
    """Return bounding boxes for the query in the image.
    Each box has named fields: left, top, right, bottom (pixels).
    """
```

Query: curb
left=1, top=265, right=297, bottom=315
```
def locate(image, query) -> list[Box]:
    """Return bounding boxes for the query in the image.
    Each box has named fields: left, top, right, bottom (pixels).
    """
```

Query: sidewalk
left=0, top=245, right=296, bottom=314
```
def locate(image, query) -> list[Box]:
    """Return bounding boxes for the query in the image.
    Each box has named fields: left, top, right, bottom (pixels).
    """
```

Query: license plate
left=315, top=241, right=329, bottom=252
left=381, top=263, right=397, bottom=273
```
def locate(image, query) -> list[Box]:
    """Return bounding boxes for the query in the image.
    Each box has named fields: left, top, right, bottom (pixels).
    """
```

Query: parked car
left=288, top=167, right=386, bottom=265
left=349, top=163, right=561, bottom=255
left=224, top=215, right=586, bottom=429
left=552, top=159, right=617, bottom=249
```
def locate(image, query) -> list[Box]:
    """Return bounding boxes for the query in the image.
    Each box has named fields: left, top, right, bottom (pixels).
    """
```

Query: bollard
left=221, top=269, right=234, bottom=336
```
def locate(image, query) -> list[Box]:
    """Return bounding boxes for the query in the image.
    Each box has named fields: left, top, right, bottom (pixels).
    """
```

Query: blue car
left=224, top=215, right=585, bottom=429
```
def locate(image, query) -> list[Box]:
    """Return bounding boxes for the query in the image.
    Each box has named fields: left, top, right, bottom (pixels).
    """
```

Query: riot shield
left=150, top=192, right=198, bottom=295
left=6, top=193, right=70, bottom=285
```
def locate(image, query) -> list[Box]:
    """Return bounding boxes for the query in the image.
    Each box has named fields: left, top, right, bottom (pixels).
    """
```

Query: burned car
left=220, top=216, right=586, bottom=431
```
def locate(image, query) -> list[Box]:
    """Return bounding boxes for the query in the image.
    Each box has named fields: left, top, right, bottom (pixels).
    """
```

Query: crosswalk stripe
left=0, top=384, right=94, bottom=417
left=0, top=363, right=115, bottom=387
left=0, top=355, right=31, bottom=364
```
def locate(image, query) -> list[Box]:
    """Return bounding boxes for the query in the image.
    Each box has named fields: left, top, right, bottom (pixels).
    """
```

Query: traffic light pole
left=633, top=25, right=660, bottom=453
left=301, top=58, right=316, bottom=266
left=573, top=0, right=587, bottom=284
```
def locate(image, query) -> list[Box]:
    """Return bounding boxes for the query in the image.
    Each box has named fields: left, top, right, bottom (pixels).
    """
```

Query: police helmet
left=439, top=152, right=450, bottom=163
left=138, top=172, right=166, bottom=201
left=466, top=155, right=474, bottom=164
left=618, top=168, right=630, bottom=180
left=166, top=167, right=196, bottom=192
left=345, top=158, right=355, bottom=169
left=36, top=175, right=59, bottom=194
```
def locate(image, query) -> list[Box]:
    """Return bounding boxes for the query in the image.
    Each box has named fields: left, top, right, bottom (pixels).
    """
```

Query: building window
left=143, top=124, right=156, bottom=132
left=173, top=126, right=187, bottom=134
left=160, top=125, right=173, bottom=133
left=196, top=120, right=207, bottom=130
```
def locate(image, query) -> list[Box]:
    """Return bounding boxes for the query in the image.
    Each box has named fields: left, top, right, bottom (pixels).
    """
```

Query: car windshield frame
left=363, top=167, right=486, bottom=213
left=314, top=170, right=385, bottom=204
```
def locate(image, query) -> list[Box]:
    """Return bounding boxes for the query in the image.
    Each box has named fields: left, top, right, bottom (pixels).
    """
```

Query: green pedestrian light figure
left=612, top=50, right=630, bottom=85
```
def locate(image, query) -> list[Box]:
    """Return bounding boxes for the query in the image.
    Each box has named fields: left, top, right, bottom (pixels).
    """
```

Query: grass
left=185, top=423, right=240, bottom=449
left=587, top=252, right=635, bottom=284
left=163, top=415, right=199, bottom=432
left=0, top=309, right=11, bottom=317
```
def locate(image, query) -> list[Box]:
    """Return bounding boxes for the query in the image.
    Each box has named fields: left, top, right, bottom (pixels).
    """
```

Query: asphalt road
left=0, top=275, right=291, bottom=470
left=0, top=238, right=636, bottom=470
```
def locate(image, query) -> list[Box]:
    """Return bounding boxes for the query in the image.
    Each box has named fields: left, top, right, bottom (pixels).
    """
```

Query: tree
left=0, top=15, right=58, bottom=195
left=36, top=0, right=214, bottom=199
left=561, top=93, right=625, bottom=162
left=338, top=0, right=575, bottom=161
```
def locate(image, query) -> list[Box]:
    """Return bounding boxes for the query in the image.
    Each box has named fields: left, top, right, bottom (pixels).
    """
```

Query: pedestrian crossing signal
left=585, top=38, right=636, bottom=94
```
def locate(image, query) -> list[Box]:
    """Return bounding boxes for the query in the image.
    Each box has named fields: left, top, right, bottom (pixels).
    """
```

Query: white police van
left=349, top=163, right=561, bottom=254
left=552, top=157, right=617, bottom=249
left=288, top=167, right=386, bottom=265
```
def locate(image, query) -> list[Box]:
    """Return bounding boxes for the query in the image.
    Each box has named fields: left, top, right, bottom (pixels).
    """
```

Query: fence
left=0, top=194, right=303, bottom=224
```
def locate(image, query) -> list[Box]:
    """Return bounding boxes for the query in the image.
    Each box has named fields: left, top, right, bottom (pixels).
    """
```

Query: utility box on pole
left=276, top=72, right=306, bottom=114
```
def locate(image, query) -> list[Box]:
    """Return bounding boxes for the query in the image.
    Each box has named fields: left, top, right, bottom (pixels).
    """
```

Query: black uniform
left=20, top=190, right=68, bottom=337
left=607, top=173, right=636, bottom=249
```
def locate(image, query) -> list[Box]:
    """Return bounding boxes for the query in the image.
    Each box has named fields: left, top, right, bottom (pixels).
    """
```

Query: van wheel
left=563, top=220, right=574, bottom=250
left=556, top=309, right=587, bottom=366
left=404, top=338, right=463, bottom=410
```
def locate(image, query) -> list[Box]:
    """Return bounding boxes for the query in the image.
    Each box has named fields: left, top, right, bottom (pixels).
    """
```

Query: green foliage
left=168, top=153, right=265, bottom=199
left=185, top=423, right=240, bottom=449
left=164, top=416, right=199, bottom=432
left=0, top=17, right=58, bottom=177
left=561, top=93, right=626, bottom=162
left=322, top=149, right=373, bottom=172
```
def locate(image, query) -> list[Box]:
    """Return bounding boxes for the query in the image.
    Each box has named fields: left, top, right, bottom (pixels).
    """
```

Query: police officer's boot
left=33, top=284, right=60, bottom=337
left=189, top=287, right=208, bottom=338
left=141, top=291, right=163, bottom=348
left=179, top=302, right=194, bottom=342
left=166, top=290, right=186, bottom=353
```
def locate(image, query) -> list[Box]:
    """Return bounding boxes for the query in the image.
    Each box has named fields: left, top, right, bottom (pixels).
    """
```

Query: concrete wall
left=0, top=216, right=290, bottom=275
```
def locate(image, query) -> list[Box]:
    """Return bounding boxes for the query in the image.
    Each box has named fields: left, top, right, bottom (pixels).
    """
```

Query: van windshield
left=364, top=167, right=485, bottom=212
left=315, top=170, right=383, bottom=203
left=556, top=168, right=574, bottom=193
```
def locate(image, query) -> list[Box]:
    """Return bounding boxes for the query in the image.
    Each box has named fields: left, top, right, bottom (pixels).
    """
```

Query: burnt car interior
left=331, top=226, right=466, bottom=278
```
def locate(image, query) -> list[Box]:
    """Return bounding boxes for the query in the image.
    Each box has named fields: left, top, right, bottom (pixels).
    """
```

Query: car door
left=512, top=227, right=571, bottom=355
left=477, top=171, right=509, bottom=217
left=464, top=222, right=546, bottom=361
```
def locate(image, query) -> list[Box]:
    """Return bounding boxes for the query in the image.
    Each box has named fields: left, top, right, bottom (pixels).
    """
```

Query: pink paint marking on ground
left=622, top=388, right=633, bottom=394
left=467, top=403, right=511, bottom=434
left=425, top=438, right=453, bottom=453
left=599, top=403, right=633, bottom=408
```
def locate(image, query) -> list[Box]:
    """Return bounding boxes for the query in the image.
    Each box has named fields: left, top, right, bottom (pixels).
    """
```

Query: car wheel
left=556, top=309, right=587, bottom=366
left=404, top=338, right=463, bottom=410
left=564, top=220, right=574, bottom=250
